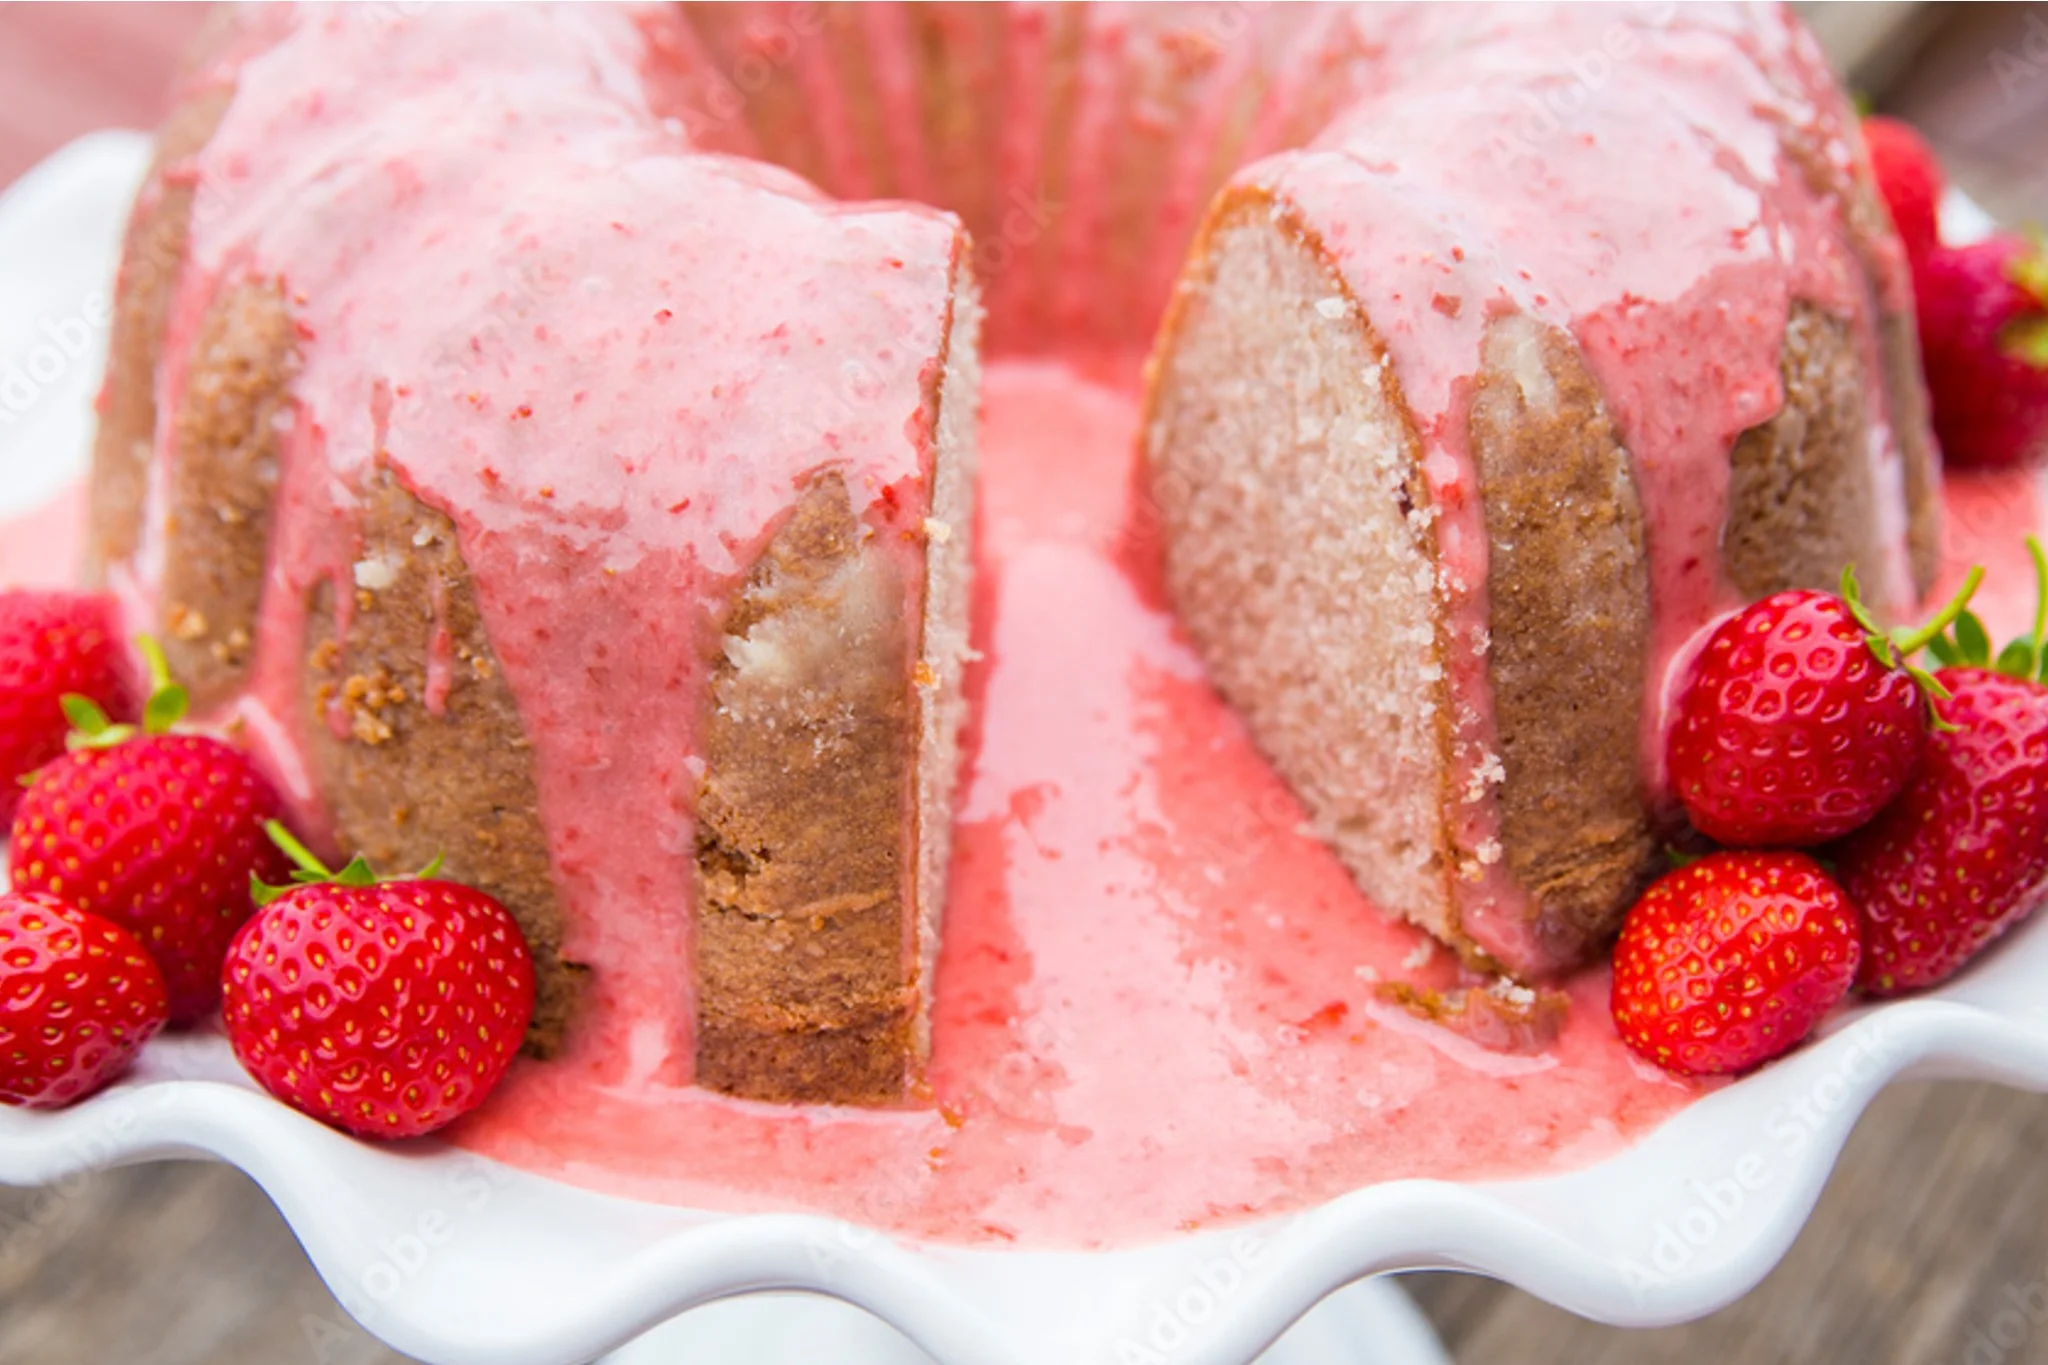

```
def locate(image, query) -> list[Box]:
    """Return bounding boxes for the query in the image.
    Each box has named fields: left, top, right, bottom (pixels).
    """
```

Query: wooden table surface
left=5, top=5, right=2048, bottom=1363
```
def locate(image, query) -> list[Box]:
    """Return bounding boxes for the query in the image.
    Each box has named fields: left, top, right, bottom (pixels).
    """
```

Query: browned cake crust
left=157, top=279, right=299, bottom=712
left=1725, top=301, right=1911, bottom=616
left=693, top=472, right=921, bottom=1105
left=87, top=85, right=232, bottom=579
left=301, top=468, right=585, bottom=1056
left=1468, top=315, right=1655, bottom=964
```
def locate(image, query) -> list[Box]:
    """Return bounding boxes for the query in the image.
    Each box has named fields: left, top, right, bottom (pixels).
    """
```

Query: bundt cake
left=88, top=1, right=1936, bottom=1110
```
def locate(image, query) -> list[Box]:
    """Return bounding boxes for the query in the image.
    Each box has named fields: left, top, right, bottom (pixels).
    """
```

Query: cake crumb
left=922, top=517, right=952, bottom=544
left=1486, top=976, right=1536, bottom=1007
left=353, top=554, right=401, bottom=591
left=167, top=603, right=209, bottom=642
left=1313, top=296, right=1348, bottom=320
left=1378, top=979, right=1570, bottom=1055
left=1400, top=939, right=1434, bottom=971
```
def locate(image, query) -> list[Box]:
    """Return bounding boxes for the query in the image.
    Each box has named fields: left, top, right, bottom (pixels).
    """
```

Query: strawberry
left=0, top=590, right=133, bottom=828
left=1667, top=567, right=1980, bottom=847
left=1611, top=851, right=1862, bottom=1077
left=1861, top=115, right=1944, bottom=264
left=8, top=640, right=288, bottom=1023
left=222, top=825, right=535, bottom=1140
left=1838, top=539, right=2048, bottom=992
left=0, top=891, right=168, bottom=1108
left=1917, top=232, right=2048, bottom=469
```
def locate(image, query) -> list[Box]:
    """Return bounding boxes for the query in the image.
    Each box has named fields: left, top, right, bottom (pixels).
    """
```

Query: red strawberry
left=1861, top=115, right=1944, bottom=264
left=1611, top=851, right=1862, bottom=1077
left=1840, top=667, right=2048, bottom=993
left=0, top=591, right=133, bottom=828
left=222, top=825, right=535, bottom=1140
left=1842, top=540, right=2048, bottom=993
left=1668, top=568, right=1979, bottom=847
left=8, top=642, right=288, bottom=1023
left=0, top=891, right=168, bottom=1108
left=1917, top=232, right=2048, bottom=469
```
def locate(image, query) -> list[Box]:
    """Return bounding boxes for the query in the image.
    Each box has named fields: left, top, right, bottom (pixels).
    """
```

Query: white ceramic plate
left=3, top=132, right=2046, bottom=1365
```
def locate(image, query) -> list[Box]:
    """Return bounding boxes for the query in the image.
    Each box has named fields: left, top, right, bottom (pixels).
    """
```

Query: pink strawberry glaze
left=449, top=363, right=1703, bottom=1249
left=1245, top=3, right=1925, bottom=976
left=0, top=483, right=85, bottom=588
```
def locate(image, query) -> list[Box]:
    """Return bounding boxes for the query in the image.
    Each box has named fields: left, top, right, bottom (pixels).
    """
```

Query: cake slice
left=1143, top=4, right=1940, bottom=979
left=86, top=4, right=982, bottom=1105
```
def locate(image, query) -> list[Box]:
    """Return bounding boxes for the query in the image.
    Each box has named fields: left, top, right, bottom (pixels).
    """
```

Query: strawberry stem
left=2030, top=536, right=2048, bottom=658
left=252, top=820, right=449, bottom=907
left=265, top=820, right=333, bottom=880
left=1892, top=566, right=1985, bottom=657
left=137, top=636, right=189, bottom=735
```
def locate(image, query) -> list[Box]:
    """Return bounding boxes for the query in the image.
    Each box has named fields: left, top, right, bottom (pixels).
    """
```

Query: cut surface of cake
left=91, top=0, right=1938, bottom=1123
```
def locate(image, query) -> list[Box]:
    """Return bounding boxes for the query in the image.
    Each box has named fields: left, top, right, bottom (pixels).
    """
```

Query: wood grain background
left=4, top=5, right=2048, bottom=1362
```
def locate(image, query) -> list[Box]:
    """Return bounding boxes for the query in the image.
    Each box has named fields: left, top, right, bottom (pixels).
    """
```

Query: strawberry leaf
left=61, top=690, right=137, bottom=751
left=1954, top=610, right=1992, bottom=667
left=143, top=682, right=189, bottom=736
left=332, top=855, right=379, bottom=889
left=1997, top=638, right=2037, bottom=679
left=136, top=637, right=189, bottom=735
left=1927, top=634, right=1962, bottom=668
left=254, top=820, right=452, bottom=902
left=61, top=694, right=110, bottom=735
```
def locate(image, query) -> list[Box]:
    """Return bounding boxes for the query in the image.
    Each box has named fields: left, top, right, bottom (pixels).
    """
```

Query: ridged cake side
left=88, top=5, right=980, bottom=1105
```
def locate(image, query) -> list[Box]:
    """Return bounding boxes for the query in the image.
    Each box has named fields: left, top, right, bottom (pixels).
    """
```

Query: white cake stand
left=3, top=133, right=2045, bottom=1365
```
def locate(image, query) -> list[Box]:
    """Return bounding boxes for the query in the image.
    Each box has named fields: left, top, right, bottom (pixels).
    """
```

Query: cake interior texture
left=90, top=1, right=1939, bottom=1106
